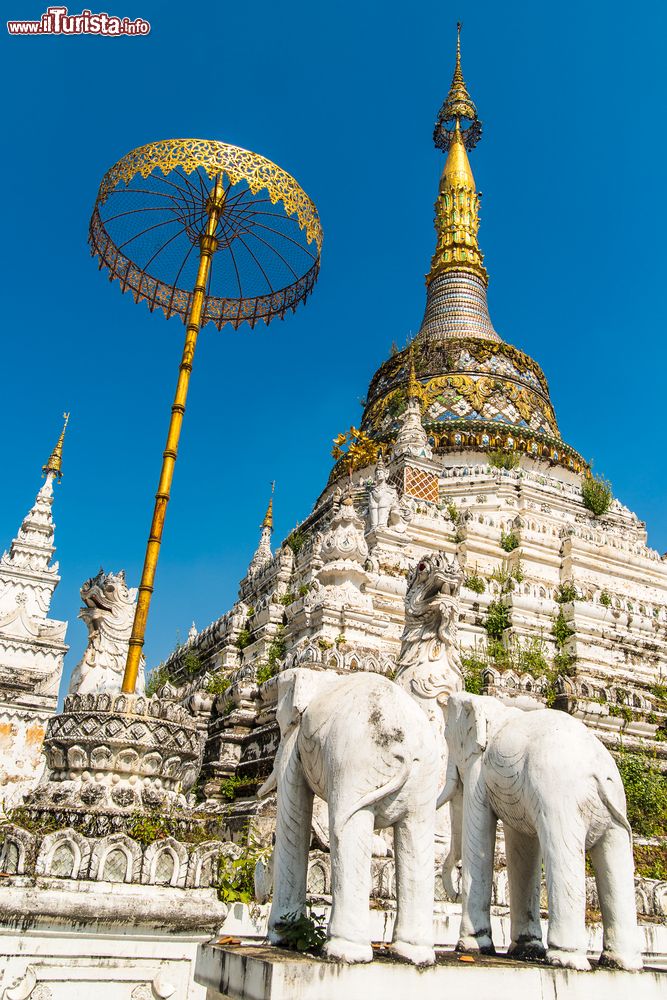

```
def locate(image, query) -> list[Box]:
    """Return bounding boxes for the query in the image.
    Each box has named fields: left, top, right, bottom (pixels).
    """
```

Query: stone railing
left=0, top=822, right=242, bottom=890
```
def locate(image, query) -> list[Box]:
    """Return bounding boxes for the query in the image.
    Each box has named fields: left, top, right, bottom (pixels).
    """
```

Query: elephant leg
left=540, top=817, right=590, bottom=971
left=589, top=825, right=643, bottom=971
left=267, top=735, right=315, bottom=944
left=391, top=811, right=436, bottom=966
left=325, top=806, right=375, bottom=963
left=458, top=779, right=496, bottom=954
left=504, top=827, right=544, bottom=960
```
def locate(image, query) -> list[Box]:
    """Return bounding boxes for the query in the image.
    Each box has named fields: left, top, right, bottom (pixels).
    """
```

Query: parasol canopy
left=89, top=138, right=323, bottom=330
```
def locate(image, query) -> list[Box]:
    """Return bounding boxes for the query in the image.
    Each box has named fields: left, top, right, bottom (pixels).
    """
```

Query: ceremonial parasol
left=89, top=138, right=323, bottom=692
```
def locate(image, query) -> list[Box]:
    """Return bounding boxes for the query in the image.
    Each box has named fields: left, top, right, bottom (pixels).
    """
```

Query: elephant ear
left=461, top=696, right=488, bottom=760
left=275, top=667, right=341, bottom=735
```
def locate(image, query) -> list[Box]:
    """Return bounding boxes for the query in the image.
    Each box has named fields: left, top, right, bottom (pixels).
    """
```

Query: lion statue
left=394, top=552, right=465, bottom=853
left=68, top=569, right=145, bottom=695
left=394, top=551, right=464, bottom=756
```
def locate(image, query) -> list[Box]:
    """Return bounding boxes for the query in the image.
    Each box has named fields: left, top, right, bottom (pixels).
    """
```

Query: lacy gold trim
left=97, top=138, right=322, bottom=250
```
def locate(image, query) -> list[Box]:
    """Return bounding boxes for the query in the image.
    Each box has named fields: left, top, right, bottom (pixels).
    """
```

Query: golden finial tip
left=262, top=485, right=274, bottom=531
left=42, top=412, right=70, bottom=481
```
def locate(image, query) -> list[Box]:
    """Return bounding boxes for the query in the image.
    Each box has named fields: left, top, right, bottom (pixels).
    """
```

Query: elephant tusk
left=257, top=769, right=277, bottom=799
left=436, top=758, right=460, bottom=808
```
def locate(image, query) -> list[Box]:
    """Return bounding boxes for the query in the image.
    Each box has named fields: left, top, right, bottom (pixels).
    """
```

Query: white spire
left=0, top=437, right=69, bottom=805
left=0, top=471, right=60, bottom=619
left=248, top=485, right=275, bottom=575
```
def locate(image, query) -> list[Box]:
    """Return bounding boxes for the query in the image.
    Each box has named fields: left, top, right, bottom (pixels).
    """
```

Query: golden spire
left=261, top=482, right=275, bottom=531
left=428, top=27, right=487, bottom=287
left=42, top=412, right=69, bottom=481
left=441, top=23, right=478, bottom=124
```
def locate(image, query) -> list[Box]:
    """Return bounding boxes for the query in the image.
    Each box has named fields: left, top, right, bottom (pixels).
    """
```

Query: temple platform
left=195, top=943, right=666, bottom=1000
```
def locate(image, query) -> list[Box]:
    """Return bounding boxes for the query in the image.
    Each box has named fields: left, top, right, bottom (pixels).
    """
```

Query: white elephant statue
left=258, top=666, right=439, bottom=965
left=439, top=692, right=642, bottom=972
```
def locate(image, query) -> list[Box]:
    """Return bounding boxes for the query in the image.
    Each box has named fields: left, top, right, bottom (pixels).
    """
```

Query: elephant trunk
left=441, top=782, right=463, bottom=901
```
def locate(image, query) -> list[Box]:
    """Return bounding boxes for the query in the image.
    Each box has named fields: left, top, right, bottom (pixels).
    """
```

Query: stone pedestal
left=26, top=692, right=202, bottom=817
left=195, top=944, right=666, bottom=1000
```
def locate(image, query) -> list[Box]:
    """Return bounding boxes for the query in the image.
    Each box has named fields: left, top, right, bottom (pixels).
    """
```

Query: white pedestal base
left=195, top=944, right=666, bottom=1000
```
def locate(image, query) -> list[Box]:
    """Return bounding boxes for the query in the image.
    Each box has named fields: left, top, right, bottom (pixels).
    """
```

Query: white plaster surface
left=0, top=880, right=228, bottom=999
left=195, top=943, right=666, bottom=1000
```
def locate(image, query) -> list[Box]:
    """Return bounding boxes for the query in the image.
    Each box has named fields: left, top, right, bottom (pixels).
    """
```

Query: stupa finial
left=42, top=412, right=70, bottom=482
left=428, top=26, right=487, bottom=287
left=434, top=23, right=482, bottom=151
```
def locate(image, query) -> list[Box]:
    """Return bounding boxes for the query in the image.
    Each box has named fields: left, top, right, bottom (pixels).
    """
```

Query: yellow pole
left=122, top=175, right=226, bottom=694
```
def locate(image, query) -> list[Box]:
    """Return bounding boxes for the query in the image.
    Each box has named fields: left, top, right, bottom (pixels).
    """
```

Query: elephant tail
left=332, top=757, right=412, bottom=841
left=594, top=774, right=632, bottom=840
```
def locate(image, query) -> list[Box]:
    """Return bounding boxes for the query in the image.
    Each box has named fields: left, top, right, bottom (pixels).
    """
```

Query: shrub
left=206, top=672, right=232, bottom=696
left=651, top=683, right=667, bottom=706
left=286, top=528, right=305, bottom=555
left=464, top=572, right=485, bottom=595
left=446, top=502, right=460, bottom=525
left=127, top=809, right=173, bottom=846
left=489, top=450, right=520, bottom=471
left=256, top=661, right=279, bottom=684
left=599, top=591, right=612, bottom=608
left=460, top=652, right=486, bottom=694
left=267, top=629, right=286, bottom=668
left=553, top=650, right=576, bottom=675
left=216, top=825, right=270, bottom=904
left=219, top=775, right=257, bottom=802
left=552, top=609, right=574, bottom=648
left=616, top=751, right=667, bottom=837
left=500, top=531, right=519, bottom=553
left=485, top=601, right=510, bottom=639
left=235, top=629, right=252, bottom=650
left=516, top=636, right=549, bottom=676
left=145, top=664, right=171, bottom=696
left=273, top=910, right=327, bottom=953
left=279, top=592, right=295, bottom=606
left=490, top=560, right=524, bottom=593
left=582, top=473, right=613, bottom=516
left=182, top=649, right=203, bottom=677
left=609, top=704, right=633, bottom=724
left=555, top=582, right=579, bottom=604
left=633, top=842, right=667, bottom=880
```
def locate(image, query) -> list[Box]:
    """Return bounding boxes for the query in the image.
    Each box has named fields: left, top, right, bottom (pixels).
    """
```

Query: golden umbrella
left=89, top=138, right=323, bottom=693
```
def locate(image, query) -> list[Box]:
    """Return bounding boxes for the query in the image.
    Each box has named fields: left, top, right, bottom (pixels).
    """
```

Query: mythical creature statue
left=365, top=454, right=408, bottom=532
left=439, top=692, right=643, bottom=972
left=394, top=552, right=465, bottom=853
left=68, top=570, right=145, bottom=695
left=395, top=552, right=464, bottom=735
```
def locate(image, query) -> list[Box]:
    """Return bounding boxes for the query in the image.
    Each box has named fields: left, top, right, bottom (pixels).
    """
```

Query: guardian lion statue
left=68, top=569, right=144, bottom=695
left=395, top=551, right=464, bottom=736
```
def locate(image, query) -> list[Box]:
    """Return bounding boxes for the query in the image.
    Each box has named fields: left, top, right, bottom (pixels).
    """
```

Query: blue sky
left=1, top=0, right=666, bottom=689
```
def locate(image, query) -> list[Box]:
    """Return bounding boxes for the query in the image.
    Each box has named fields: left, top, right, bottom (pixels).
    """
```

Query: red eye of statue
left=419, top=563, right=426, bottom=571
